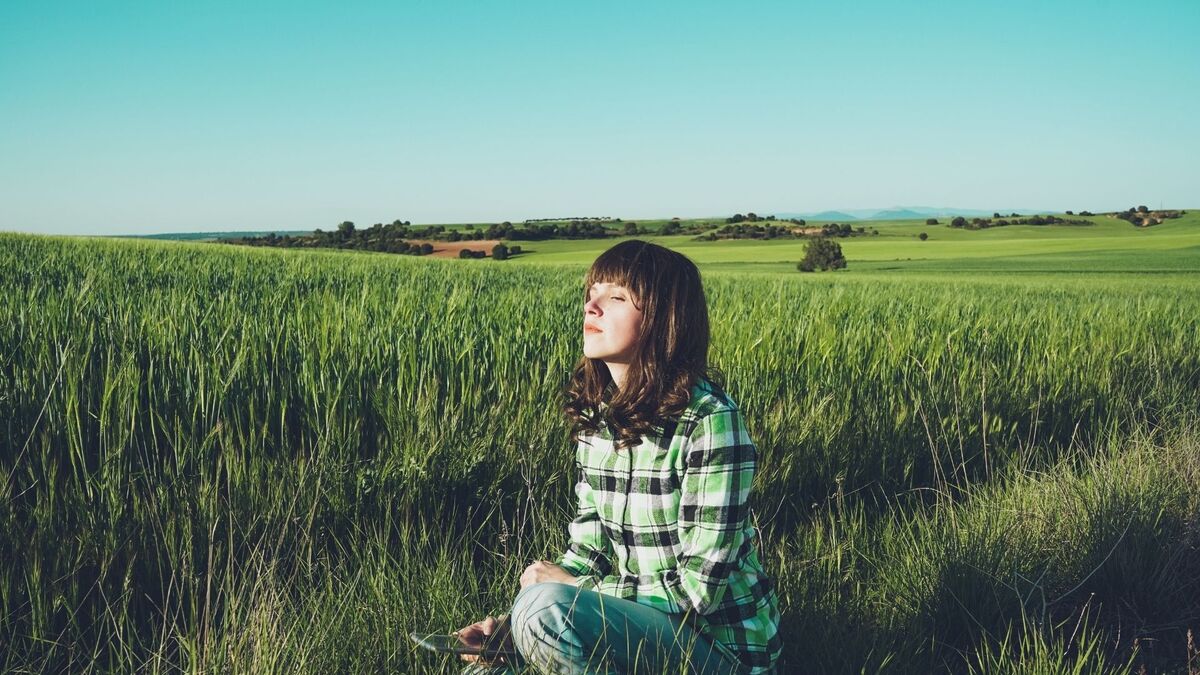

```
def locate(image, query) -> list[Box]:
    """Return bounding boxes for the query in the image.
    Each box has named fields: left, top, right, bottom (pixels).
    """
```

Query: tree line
left=221, top=218, right=624, bottom=255
left=944, top=214, right=1091, bottom=230
left=696, top=221, right=876, bottom=241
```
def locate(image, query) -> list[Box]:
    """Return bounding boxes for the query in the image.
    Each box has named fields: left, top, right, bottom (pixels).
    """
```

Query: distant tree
left=926, top=218, right=939, bottom=225
left=1079, top=211, right=1094, bottom=216
left=337, top=221, right=356, bottom=238
left=661, top=220, right=681, bottom=235
left=419, top=243, right=433, bottom=255
left=623, top=222, right=639, bottom=236
left=509, top=245, right=522, bottom=255
left=797, top=237, right=846, bottom=272
left=919, top=232, right=928, bottom=241
left=993, top=212, right=1002, bottom=219
left=1137, top=205, right=1149, bottom=213
left=951, top=216, right=967, bottom=228
left=492, top=243, right=509, bottom=260
left=459, top=249, right=474, bottom=259
left=1065, top=210, right=1074, bottom=215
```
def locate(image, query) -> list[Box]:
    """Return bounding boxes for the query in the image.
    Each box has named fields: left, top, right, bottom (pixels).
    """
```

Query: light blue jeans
left=461, top=582, right=748, bottom=674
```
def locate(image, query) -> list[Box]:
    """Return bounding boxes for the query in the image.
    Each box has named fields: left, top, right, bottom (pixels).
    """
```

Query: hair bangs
left=583, top=240, right=654, bottom=308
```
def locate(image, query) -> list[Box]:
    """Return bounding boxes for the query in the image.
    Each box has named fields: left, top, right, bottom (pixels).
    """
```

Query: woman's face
left=583, top=281, right=644, bottom=364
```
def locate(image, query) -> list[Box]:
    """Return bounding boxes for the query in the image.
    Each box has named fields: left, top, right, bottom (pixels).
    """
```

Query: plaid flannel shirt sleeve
left=555, top=458, right=614, bottom=587
left=643, top=407, right=757, bottom=615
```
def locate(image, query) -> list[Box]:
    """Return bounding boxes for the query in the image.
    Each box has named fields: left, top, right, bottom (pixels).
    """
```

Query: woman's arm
left=553, top=458, right=615, bottom=587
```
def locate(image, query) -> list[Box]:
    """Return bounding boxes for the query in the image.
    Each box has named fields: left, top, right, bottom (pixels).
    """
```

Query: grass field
left=1, top=219, right=1198, bottom=673
left=492, top=212, right=1200, bottom=273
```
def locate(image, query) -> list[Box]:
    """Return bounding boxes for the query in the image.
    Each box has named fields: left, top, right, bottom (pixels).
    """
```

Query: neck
left=606, top=362, right=629, bottom=392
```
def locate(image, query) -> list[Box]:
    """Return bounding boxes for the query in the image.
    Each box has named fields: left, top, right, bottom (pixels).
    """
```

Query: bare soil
left=407, top=240, right=506, bottom=258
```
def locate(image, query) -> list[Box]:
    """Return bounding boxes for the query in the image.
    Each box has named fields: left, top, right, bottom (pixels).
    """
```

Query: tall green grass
left=1, top=233, right=1198, bottom=672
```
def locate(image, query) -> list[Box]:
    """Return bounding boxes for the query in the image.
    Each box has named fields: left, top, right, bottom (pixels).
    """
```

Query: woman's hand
left=520, top=560, right=576, bottom=589
left=455, top=615, right=512, bottom=665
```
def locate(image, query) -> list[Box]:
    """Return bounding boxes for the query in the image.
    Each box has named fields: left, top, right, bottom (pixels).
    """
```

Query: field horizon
left=92, top=208, right=1200, bottom=278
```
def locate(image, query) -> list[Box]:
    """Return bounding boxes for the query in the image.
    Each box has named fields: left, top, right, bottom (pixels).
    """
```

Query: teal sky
left=2, top=1, right=1197, bottom=235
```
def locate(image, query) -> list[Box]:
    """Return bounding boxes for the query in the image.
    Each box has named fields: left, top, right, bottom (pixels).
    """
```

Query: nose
left=584, top=297, right=601, bottom=316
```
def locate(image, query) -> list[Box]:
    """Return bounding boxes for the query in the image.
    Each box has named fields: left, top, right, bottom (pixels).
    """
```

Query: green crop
left=1, top=233, right=1197, bottom=673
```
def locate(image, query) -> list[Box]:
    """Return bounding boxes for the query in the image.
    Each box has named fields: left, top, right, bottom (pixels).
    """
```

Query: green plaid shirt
left=555, top=378, right=782, bottom=673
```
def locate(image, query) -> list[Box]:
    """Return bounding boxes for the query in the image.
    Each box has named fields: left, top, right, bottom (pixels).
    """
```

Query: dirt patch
left=407, top=240, right=505, bottom=259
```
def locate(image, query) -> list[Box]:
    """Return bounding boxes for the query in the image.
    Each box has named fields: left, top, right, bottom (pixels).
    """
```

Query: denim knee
left=512, top=582, right=579, bottom=626
left=510, top=582, right=584, bottom=665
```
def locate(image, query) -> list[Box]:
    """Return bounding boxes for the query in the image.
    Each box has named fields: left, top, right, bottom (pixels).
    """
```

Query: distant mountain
left=869, top=208, right=931, bottom=220
left=804, top=210, right=858, bottom=221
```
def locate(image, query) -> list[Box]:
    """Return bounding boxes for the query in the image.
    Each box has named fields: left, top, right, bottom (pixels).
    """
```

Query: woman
left=457, top=240, right=781, bottom=674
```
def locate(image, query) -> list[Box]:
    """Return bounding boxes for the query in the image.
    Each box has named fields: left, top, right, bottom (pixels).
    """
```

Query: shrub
left=419, top=243, right=433, bottom=255
left=926, top=218, right=939, bottom=225
left=797, top=237, right=846, bottom=272
left=919, top=232, right=928, bottom=241
left=491, top=243, right=509, bottom=261
left=951, top=216, right=967, bottom=228
left=458, top=249, right=475, bottom=259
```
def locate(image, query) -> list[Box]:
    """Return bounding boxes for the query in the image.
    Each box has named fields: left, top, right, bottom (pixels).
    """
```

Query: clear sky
left=2, top=0, right=1197, bottom=235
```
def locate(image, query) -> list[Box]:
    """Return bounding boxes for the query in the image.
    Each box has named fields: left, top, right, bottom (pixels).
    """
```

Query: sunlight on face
left=582, top=282, right=643, bottom=364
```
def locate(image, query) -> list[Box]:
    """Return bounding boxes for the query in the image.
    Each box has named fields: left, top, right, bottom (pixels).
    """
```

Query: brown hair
left=562, top=239, right=724, bottom=449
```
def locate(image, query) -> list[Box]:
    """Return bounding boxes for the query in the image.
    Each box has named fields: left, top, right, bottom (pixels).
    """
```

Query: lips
left=584, top=323, right=602, bottom=334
